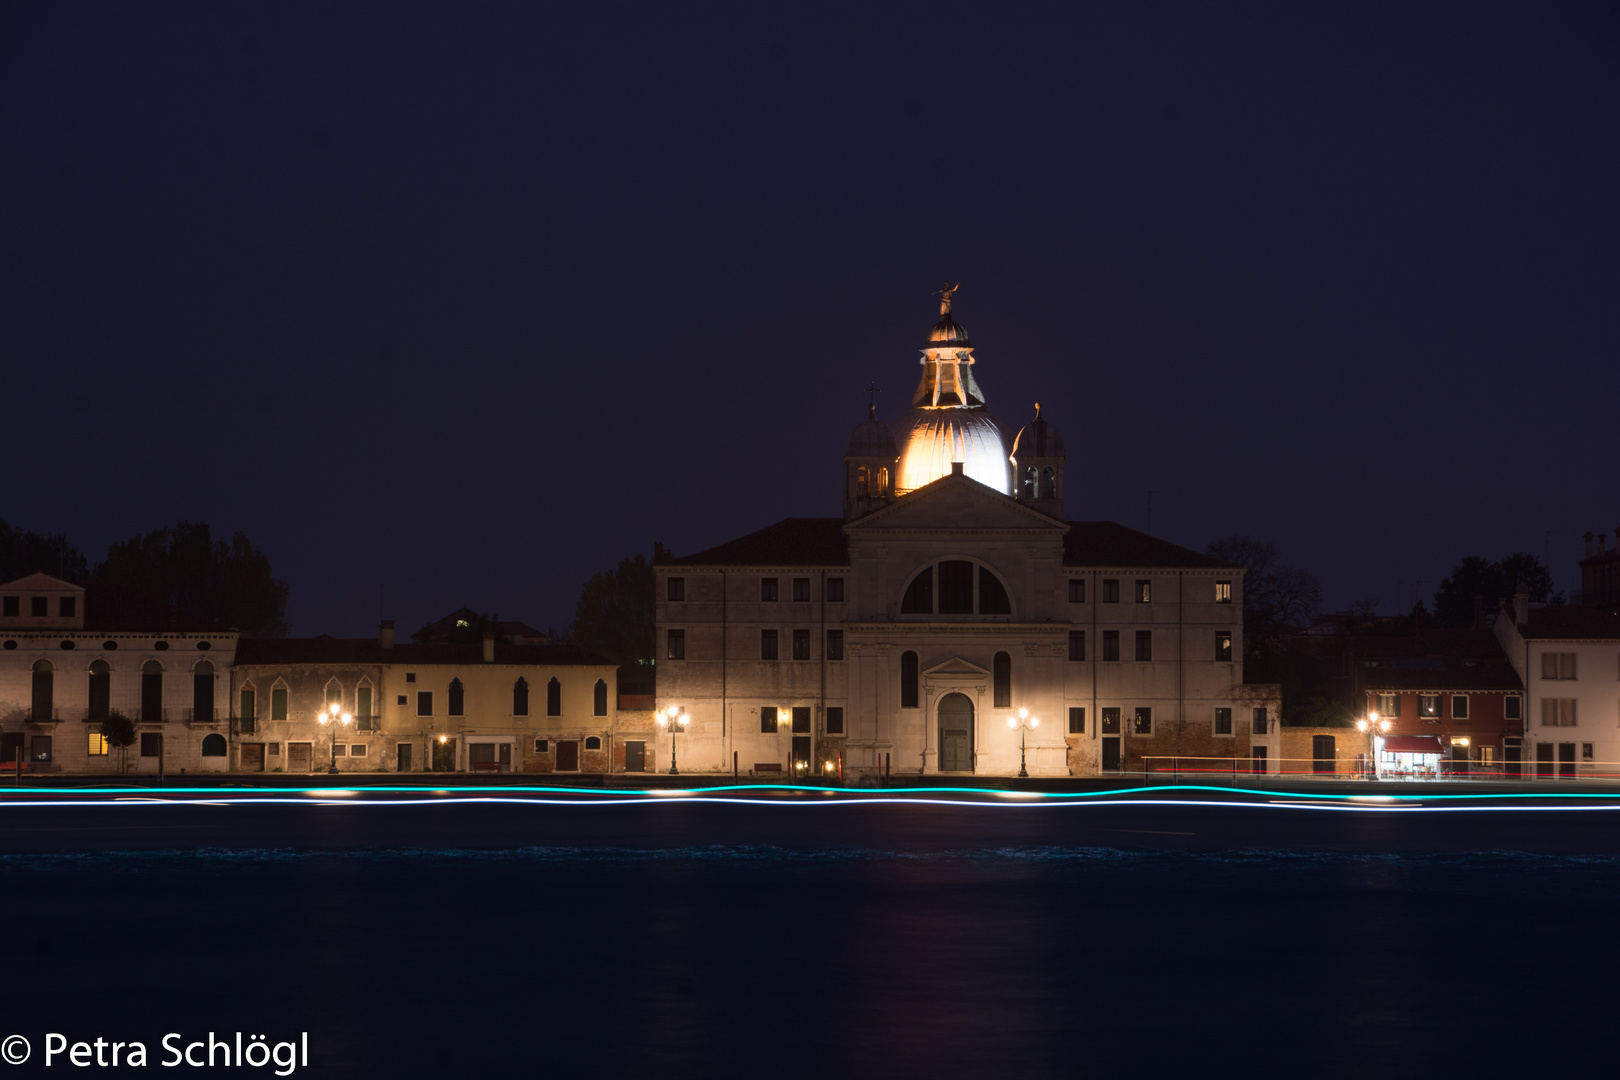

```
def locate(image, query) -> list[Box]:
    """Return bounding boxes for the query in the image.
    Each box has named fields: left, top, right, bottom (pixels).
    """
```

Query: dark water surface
left=3, top=800, right=1614, bottom=1078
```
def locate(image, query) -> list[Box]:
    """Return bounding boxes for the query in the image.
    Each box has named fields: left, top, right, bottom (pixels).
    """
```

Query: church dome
left=846, top=413, right=898, bottom=458
left=1011, top=405, right=1065, bottom=458
left=928, top=315, right=971, bottom=346
left=891, top=408, right=1010, bottom=495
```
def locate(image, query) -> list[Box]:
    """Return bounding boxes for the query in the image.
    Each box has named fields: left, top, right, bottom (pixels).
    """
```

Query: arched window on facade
left=31, top=658, right=53, bottom=721
left=513, top=677, right=529, bottom=717
left=593, top=678, right=608, bottom=717
left=201, top=733, right=227, bottom=757
left=856, top=466, right=869, bottom=498
left=141, top=660, right=163, bottom=723
left=901, top=568, right=933, bottom=614
left=993, top=651, right=1011, bottom=709
left=88, top=659, right=111, bottom=722
left=875, top=467, right=890, bottom=497
left=324, top=679, right=341, bottom=711
left=448, top=678, right=464, bottom=717
left=547, top=677, right=562, bottom=717
left=938, top=560, right=975, bottom=614
left=585, top=736, right=602, bottom=750
left=900, top=650, right=919, bottom=709
left=193, top=660, right=215, bottom=723
left=979, top=566, right=1012, bottom=615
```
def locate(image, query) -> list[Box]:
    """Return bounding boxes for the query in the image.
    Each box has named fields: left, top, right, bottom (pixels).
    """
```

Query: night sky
left=4, top=2, right=1617, bottom=637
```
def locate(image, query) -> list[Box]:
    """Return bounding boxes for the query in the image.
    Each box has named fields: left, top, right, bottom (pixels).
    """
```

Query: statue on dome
left=934, top=281, right=960, bottom=315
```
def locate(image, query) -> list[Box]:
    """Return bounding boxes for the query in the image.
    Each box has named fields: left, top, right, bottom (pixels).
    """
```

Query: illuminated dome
left=892, top=408, right=1010, bottom=495
left=928, top=316, right=971, bottom=345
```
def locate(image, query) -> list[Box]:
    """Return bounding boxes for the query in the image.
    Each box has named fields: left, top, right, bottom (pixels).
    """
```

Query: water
left=2, top=799, right=1614, bottom=1078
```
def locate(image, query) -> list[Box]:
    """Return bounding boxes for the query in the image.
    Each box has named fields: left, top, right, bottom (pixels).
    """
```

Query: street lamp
left=318, top=702, right=353, bottom=774
left=1008, top=708, right=1040, bottom=778
left=1355, top=710, right=1391, bottom=780
left=656, top=706, right=689, bottom=775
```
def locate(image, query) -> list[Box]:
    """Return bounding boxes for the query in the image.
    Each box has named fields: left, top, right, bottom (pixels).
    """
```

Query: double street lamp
left=1008, top=708, right=1040, bottom=778
left=318, top=702, right=353, bottom=775
left=657, top=706, right=689, bottom=775
left=1355, top=710, right=1392, bottom=780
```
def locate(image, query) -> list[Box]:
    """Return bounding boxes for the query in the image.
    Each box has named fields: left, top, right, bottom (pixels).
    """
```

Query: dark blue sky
left=3, top=1, right=1617, bottom=636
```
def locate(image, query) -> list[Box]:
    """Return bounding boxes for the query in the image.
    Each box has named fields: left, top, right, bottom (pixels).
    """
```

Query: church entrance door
left=937, top=692, right=974, bottom=773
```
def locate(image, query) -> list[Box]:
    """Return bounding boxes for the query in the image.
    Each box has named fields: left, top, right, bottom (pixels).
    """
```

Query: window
left=792, top=578, right=810, bottom=602
left=1505, top=695, right=1522, bottom=720
left=585, top=736, right=602, bottom=750
left=1136, top=580, right=1151, bottom=604
left=332, top=744, right=347, bottom=757
left=547, top=677, right=561, bottom=716
left=1375, top=694, right=1400, bottom=718
left=405, top=672, right=417, bottom=683
left=59, top=596, right=75, bottom=618
left=397, top=695, right=407, bottom=706
left=1418, top=695, right=1440, bottom=719
left=856, top=465, right=869, bottom=498
left=1215, top=707, right=1232, bottom=735
left=24, top=658, right=56, bottom=722
left=513, top=678, right=529, bottom=716
left=1252, top=707, right=1268, bottom=735
left=667, top=577, right=685, bottom=601
left=32, top=735, right=52, bottom=762
left=31, top=596, right=47, bottom=617
left=1132, top=707, right=1152, bottom=735
left=792, top=629, right=810, bottom=660
left=993, top=651, right=1011, bottom=709
left=667, top=629, right=685, bottom=660
left=447, top=679, right=464, bottom=716
left=875, top=467, right=889, bottom=497
left=141, top=660, right=163, bottom=722
left=901, top=568, right=933, bottom=613
left=1102, top=579, right=1120, bottom=603
left=826, top=578, right=845, bottom=602
left=140, top=733, right=162, bottom=757
left=1102, top=631, right=1120, bottom=662
left=1068, top=707, right=1085, bottom=734
left=1251, top=747, right=1268, bottom=773
left=792, top=706, right=810, bottom=733
left=1542, top=699, right=1577, bottom=727
left=594, top=679, right=608, bottom=716
left=87, top=732, right=108, bottom=756
left=193, top=660, right=214, bottom=722
left=1068, top=630, right=1085, bottom=662
left=938, top=561, right=974, bottom=614
left=350, top=744, right=368, bottom=758
left=827, top=707, right=844, bottom=735
left=1098, top=708, right=1121, bottom=734
left=900, top=651, right=919, bottom=708
left=1, top=596, right=15, bottom=616
left=1135, top=631, right=1153, bottom=662
left=239, top=688, right=255, bottom=731
left=201, top=733, right=227, bottom=757
left=762, top=706, right=780, bottom=734
left=1068, top=579, right=1085, bottom=603
left=1541, top=652, right=1578, bottom=680
left=1215, top=580, right=1232, bottom=604
left=535, top=739, right=550, bottom=754
left=88, top=659, right=110, bottom=722
left=356, top=686, right=373, bottom=730
left=979, top=566, right=1011, bottom=615
left=826, top=630, right=844, bottom=661
left=1451, top=695, right=1469, bottom=720
left=271, top=687, right=288, bottom=722
left=417, top=691, right=433, bottom=717
left=325, top=680, right=341, bottom=708
left=760, top=629, right=779, bottom=660
left=1583, top=742, right=1594, bottom=761
left=761, top=577, right=779, bottom=602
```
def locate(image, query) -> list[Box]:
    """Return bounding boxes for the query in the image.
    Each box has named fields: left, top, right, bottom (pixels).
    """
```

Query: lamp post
left=318, top=702, right=353, bottom=774
left=1355, top=710, right=1391, bottom=780
left=1008, top=708, right=1040, bottom=778
left=657, top=706, right=688, bottom=775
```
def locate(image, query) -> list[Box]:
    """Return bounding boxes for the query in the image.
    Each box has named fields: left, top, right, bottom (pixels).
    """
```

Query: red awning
left=1382, top=736, right=1444, bottom=754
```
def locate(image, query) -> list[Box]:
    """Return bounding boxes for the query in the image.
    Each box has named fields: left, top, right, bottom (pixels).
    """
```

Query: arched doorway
left=937, top=692, right=974, bottom=773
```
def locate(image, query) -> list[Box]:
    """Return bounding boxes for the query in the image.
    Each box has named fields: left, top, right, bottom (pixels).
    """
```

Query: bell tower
left=843, top=402, right=899, bottom=520
left=1010, top=403, right=1066, bottom=519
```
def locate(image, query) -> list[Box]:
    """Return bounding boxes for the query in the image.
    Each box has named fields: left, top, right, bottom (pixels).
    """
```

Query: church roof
left=659, top=518, right=851, bottom=567
left=1062, top=522, right=1240, bottom=570
left=236, top=637, right=611, bottom=666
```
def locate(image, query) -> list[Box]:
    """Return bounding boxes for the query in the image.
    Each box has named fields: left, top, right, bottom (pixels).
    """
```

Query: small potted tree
left=101, top=710, right=137, bottom=776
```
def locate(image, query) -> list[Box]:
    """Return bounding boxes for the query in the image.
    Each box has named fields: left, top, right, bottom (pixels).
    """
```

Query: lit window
left=1214, top=630, right=1232, bottom=662
left=88, top=732, right=109, bottom=756
left=1419, top=695, right=1440, bottom=718
left=1101, top=708, right=1121, bottom=734
left=1375, top=694, right=1400, bottom=717
left=1215, top=581, right=1232, bottom=604
left=1132, top=707, right=1152, bottom=735
left=1136, top=580, right=1151, bottom=604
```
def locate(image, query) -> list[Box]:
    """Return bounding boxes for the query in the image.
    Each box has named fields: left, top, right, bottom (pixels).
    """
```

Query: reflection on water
left=7, top=844, right=1615, bottom=1078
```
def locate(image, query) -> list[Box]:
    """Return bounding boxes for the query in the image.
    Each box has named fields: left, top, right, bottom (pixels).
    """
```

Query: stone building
left=0, top=572, right=238, bottom=775
left=230, top=622, right=634, bottom=774
left=653, top=290, right=1280, bottom=779
left=1495, top=593, right=1620, bottom=779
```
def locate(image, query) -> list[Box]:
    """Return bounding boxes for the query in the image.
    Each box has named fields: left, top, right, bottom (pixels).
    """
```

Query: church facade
left=653, top=289, right=1280, bottom=779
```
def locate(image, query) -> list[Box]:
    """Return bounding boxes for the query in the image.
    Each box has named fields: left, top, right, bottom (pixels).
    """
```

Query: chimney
left=379, top=620, right=395, bottom=649
left=1586, top=532, right=1595, bottom=558
left=1513, top=589, right=1529, bottom=627
left=951, top=461, right=964, bottom=476
left=483, top=632, right=495, bottom=662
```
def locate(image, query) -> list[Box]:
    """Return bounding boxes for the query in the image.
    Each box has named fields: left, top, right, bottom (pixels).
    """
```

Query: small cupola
left=843, top=403, right=899, bottom=519
left=1010, top=403, right=1066, bottom=518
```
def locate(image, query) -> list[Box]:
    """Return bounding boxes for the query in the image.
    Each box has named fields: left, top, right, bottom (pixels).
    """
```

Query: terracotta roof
left=1062, top=522, right=1239, bottom=570
left=236, top=637, right=611, bottom=667
left=661, top=518, right=851, bottom=567
left=1520, top=605, right=1620, bottom=640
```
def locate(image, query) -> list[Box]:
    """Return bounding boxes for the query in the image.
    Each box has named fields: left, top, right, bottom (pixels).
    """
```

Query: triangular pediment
left=924, top=656, right=990, bottom=677
left=846, top=473, right=1067, bottom=535
left=0, top=572, right=82, bottom=592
